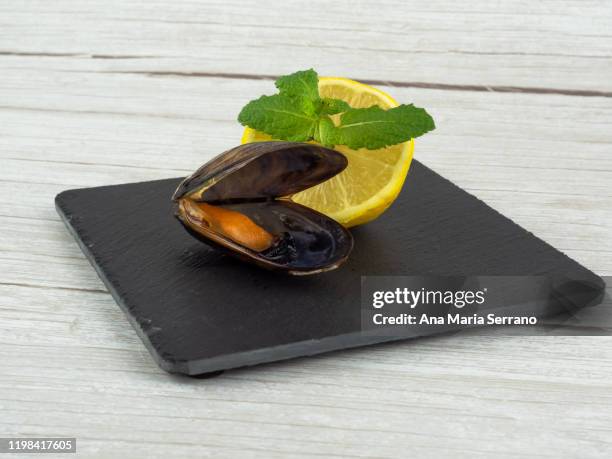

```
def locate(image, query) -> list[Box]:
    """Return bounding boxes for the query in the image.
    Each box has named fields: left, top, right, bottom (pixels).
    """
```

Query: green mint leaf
left=275, top=69, right=320, bottom=102
left=320, top=98, right=351, bottom=115
left=238, top=94, right=318, bottom=142
left=316, top=116, right=337, bottom=147
left=296, top=95, right=320, bottom=117
left=238, top=69, right=436, bottom=149
left=333, top=104, right=435, bottom=150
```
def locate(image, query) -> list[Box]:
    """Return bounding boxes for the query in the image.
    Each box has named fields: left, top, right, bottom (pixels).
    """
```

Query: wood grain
left=1, top=0, right=612, bottom=92
left=1, top=1, right=611, bottom=457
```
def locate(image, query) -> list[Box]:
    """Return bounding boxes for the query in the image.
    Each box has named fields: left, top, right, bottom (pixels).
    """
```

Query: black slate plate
left=55, top=161, right=604, bottom=375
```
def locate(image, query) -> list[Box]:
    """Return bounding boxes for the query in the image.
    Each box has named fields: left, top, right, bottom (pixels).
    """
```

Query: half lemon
left=241, top=76, right=414, bottom=227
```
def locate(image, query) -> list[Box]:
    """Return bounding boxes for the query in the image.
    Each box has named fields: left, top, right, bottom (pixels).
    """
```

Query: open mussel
left=172, top=142, right=354, bottom=275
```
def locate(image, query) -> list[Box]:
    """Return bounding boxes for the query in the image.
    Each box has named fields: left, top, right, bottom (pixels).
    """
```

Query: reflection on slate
left=55, top=161, right=605, bottom=375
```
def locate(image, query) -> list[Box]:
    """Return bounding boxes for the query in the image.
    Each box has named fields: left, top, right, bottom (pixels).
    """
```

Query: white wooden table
left=2, top=1, right=611, bottom=457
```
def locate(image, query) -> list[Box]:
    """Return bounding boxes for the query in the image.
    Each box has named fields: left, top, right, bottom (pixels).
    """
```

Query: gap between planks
left=85, top=70, right=612, bottom=99
left=1, top=51, right=608, bottom=98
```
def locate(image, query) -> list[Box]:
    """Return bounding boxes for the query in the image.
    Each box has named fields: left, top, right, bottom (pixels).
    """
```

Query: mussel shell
left=178, top=200, right=353, bottom=275
left=174, top=141, right=353, bottom=275
left=172, top=142, right=347, bottom=202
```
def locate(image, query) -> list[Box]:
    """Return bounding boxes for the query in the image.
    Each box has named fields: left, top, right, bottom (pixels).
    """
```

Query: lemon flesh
left=241, top=76, right=414, bottom=228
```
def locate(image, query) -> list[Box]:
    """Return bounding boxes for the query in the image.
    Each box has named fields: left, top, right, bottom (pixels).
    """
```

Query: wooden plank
left=1, top=0, right=612, bottom=92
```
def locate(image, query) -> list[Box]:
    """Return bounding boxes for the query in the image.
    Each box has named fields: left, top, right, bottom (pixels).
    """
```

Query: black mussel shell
left=178, top=200, right=353, bottom=275
left=173, top=142, right=347, bottom=202
left=173, top=142, right=354, bottom=275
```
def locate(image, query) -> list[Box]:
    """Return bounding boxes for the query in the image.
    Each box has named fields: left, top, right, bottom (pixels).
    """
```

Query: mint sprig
left=238, top=69, right=435, bottom=150
left=330, top=104, right=436, bottom=150
left=238, top=94, right=318, bottom=142
left=275, top=69, right=320, bottom=102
